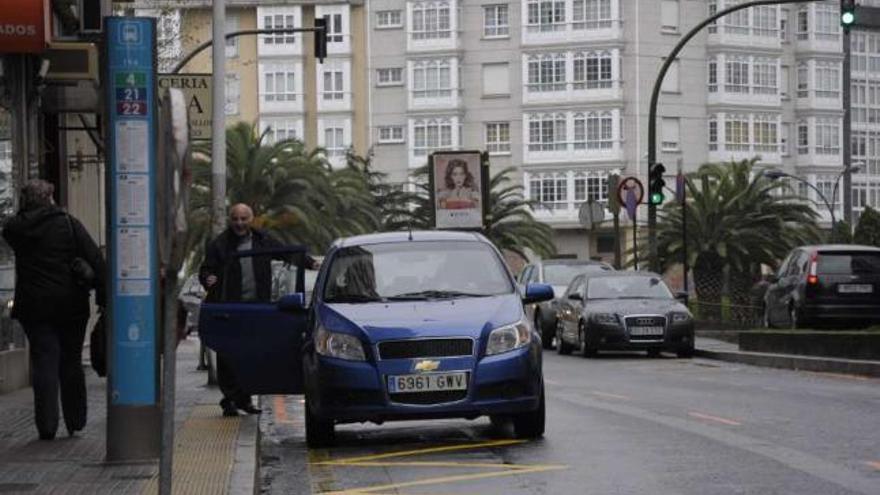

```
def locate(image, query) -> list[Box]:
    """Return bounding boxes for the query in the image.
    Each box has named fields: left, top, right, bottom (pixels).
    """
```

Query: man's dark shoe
left=237, top=403, right=262, bottom=415
left=38, top=432, right=56, bottom=441
left=220, top=399, right=239, bottom=417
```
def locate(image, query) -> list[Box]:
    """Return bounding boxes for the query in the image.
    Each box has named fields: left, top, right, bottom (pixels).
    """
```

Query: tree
left=345, top=153, right=425, bottom=231
left=654, top=159, right=820, bottom=321
left=854, top=206, right=880, bottom=247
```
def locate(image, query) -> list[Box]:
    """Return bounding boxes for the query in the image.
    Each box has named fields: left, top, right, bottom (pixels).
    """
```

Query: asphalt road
left=259, top=352, right=880, bottom=495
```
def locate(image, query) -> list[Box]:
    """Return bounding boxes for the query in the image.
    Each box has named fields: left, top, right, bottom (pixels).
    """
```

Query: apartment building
left=137, top=0, right=370, bottom=167
left=367, top=0, right=880, bottom=259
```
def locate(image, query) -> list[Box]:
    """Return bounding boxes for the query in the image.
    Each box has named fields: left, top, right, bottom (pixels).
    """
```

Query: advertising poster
left=431, top=151, right=486, bottom=230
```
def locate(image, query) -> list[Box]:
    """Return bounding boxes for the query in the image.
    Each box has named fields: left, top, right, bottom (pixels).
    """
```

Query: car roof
left=540, top=259, right=610, bottom=266
left=580, top=270, right=663, bottom=280
left=332, top=230, right=486, bottom=248
left=799, top=244, right=880, bottom=253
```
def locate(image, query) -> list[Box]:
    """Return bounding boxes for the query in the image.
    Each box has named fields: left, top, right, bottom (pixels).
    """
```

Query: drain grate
left=0, top=483, right=38, bottom=492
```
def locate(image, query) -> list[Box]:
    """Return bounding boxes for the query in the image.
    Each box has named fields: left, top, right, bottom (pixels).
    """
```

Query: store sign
left=158, top=74, right=212, bottom=140
left=0, top=0, right=50, bottom=54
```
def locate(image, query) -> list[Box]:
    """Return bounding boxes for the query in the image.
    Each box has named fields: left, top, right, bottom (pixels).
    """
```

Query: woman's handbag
left=89, top=311, right=107, bottom=377
left=65, top=215, right=96, bottom=288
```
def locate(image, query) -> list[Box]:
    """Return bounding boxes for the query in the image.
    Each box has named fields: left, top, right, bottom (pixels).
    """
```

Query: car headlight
left=486, top=318, right=531, bottom=356
left=670, top=312, right=692, bottom=323
left=315, top=325, right=366, bottom=361
left=592, top=313, right=619, bottom=325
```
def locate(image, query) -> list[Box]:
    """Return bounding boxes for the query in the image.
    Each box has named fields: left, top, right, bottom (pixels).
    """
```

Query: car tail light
left=807, top=252, right=819, bottom=286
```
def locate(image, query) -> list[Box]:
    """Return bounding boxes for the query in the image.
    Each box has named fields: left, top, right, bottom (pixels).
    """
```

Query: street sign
left=607, top=174, right=621, bottom=215
left=578, top=200, right=606, bottom=230
left=616, top=176, right=644, bottom=221
left=158, top=74, right=211, bottom=140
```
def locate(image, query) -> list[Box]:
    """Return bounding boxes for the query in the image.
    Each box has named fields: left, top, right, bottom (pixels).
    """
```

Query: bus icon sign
left=120, top=23, right=141, bottom=45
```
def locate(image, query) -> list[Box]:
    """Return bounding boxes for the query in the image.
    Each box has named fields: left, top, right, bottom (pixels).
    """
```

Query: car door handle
left=212, top=313, right=231, bottom=321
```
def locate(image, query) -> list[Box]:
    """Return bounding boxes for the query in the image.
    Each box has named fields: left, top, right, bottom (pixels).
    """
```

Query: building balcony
left=523, top=81, right=623, bottom=106
left=524, top=142, right=624, bottom=165
left=707, top=26, right=781, bottom=50
left=795, top=33, right=842, bottom=54
left=796, top=90, right=842, bottom=111
left=407, top=90, right=460, bottom=112
left=795, top=147, right=843, bottom=168
left=707, top=87, right=781, bottom=108
left=407, top=32, right=459, bottom=53
left=708, top=144, right=782, bottom=165
left=522, top=21, right=622, bottom=47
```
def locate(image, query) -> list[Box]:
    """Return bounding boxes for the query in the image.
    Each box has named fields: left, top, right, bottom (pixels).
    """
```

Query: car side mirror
left=523, top=283, right=554, bottom=304
left=675, top=291, right=689, bottom=305
left=277, top=293, right=306, bottom=313
left=568, top=293, right=582, bottom=301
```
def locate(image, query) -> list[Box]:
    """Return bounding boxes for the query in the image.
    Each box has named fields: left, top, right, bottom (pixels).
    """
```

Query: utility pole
left=211, top=0, right=226, bottom=237
left=842, top=1, right=853, bottom=229
left=647, top=0, right=822, bottom=272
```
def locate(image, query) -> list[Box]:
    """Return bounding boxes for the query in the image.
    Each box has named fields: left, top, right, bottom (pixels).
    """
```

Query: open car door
left=198, top=246, right=308, bottom=394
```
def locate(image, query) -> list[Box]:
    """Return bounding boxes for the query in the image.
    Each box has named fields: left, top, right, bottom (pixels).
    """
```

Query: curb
left=695, top=348, right=880, bottom=378
left=228, top=406, right=261, bottom=495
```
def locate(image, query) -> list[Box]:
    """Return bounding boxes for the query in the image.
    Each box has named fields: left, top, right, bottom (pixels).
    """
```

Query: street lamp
left=763, top=170, right=836, bottom=241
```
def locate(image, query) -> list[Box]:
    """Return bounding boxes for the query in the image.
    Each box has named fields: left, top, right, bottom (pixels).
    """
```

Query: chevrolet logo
left=413, top=359, right=440, bottom=372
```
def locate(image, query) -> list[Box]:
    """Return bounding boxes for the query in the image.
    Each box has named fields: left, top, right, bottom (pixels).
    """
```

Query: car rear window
left=816, top=252, right=880, bottom=275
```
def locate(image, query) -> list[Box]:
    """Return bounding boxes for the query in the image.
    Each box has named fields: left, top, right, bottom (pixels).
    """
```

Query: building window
left=412, top=1, right=452, bottom=40
left=225, top=74, right=240, bottom=116
left=571, top=0, right=613, bottom=30
left=323, top=13, right=344, bottom=43
left=781, top=122, right=791, bottom=155
left=323, top=125, right=346, bottom=156
left=529, top=173, right=568, bottom=210
left=725, top=57, right=750, bottom=93
left=527, top=0, right=567, bottom=33
left=753, top=58, right=777, bottom=95
left=225, top=13, right=239, bottom=58
left=724, top=115, right=750, bottom=151
left=796, top=8, right=808, bottom=39
left=528, top=114, right=567, bottom=151
left=412, top=60, right=452, bottom=98
left=815, top=118, right=840, bottom=155
left=378, top=126, right=405, bottom=143
left=708, top=0, right=718, bottom=33
left=264, top=13, right=296, bottom=45
left=377, top=68, right=404, bottom=86
left=708, top=59, right=718, bottom=93
left=796, top=63, right=808, bottom=97
left=322, top=69, right=344, bottom=100
left=753, top=6, right=777, bottom=37
left=483, top=4, right=509, bottom=38
left=482, top=63, right=510, bottom=96
left=780, top=8, right=789, bottom=41
left=413, top=118, right=454, bottom=156
left=264, top=70, right=296, bottom=101
left=573, top=112, right=613, bottom=150
left=486, top=122, right=511, bottom=153
left=708, top=118, right=718, bottom=151
left=752, top=115, right=778, bottom=152
left=573, top=51, right=613, bottom=90
left=815, top=61, right=840, bottom=99
left=527, top=54, right=566, bottom=92
left=573, top=173, right=608, bottom=203
left=660, top=0, right=679, bottom=33
left=264, top=120, right=299, bottom=144
left=377, top=10, right=403, bottom=28
left=797, top=120, right=809, bottom=154
left=814, top=4, right=840, bottom=41
left=724, top=4, right=750, bottom=35
left=661, top=117, right=680, bottom=152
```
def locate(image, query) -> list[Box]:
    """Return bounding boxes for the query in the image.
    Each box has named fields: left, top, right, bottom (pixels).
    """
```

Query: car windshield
left=323, top=240, right=514, bottom=303
left=543, top=263, right=610, bottom=285
left=817, top=252, right=880, bottom=275
left=587, top=276, right=673, bottom=300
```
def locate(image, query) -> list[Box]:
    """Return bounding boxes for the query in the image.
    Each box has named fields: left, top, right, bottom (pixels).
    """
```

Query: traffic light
left=314, top=17, right=328, bottom=63
left=841, top=0, right=856, bottom=28
left=649, top=163, right=666, bottom=206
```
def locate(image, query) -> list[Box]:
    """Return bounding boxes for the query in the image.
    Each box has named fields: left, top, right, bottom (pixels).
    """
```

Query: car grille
left=389, top=390, right=468, bottom=405
left=378, top=339, right=473, bottom=360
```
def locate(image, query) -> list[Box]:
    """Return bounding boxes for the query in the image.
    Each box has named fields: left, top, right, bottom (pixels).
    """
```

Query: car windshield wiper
left=325, top=294, right=386, bottom=303
left=386, top=290, right=489, bottom=301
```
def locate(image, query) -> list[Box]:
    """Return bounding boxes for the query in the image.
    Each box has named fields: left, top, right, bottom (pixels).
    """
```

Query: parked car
left=518, top=258, right=613, bottom=349
left=198, top=231, right=554, bottom=447
left=763, top=244, right=880, bottom=328
left=555, top=271, right=694, bottom=358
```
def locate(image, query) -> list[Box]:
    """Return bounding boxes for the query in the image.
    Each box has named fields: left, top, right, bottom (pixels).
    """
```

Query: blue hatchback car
left=199, top=231, right=554, bottom=447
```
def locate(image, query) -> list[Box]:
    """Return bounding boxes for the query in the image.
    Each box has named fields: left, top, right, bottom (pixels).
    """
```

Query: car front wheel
left=556, top=325, right=573, bottom=355
left=513, top=385, right=545, bottom=439
left=305, top=397, right=335, bottom=448
left=537, top=312, right=555, bottom=350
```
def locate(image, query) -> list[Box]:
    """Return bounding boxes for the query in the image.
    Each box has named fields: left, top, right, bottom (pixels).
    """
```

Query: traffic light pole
left=842, top=26, right=853, bottom=229
left=647, top=0, right=821, bottom=272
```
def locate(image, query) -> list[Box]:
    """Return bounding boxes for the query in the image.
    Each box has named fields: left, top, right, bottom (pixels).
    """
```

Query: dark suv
left=763, top=245, right=880, bottom=328
left=518, top=258, right=613, bottom=348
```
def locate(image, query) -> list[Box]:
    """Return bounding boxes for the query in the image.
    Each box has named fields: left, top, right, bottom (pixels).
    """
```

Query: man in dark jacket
left=199, top=203, right=316, bottom=416
left=2, top=179, right=106, bottom=440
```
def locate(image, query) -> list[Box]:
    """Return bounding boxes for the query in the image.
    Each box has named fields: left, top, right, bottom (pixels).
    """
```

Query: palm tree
left=655, top=159, right=820, bottom=321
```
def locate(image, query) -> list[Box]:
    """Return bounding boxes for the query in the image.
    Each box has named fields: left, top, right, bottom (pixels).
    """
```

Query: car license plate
left=838, top=284, right=873, bottom=294
left=387, top=372, right=468, bottom=393
left=630, top=326, right=664, bottom=336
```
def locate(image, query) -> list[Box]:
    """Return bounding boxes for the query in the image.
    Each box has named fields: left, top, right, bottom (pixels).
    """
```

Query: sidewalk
left=0, top=337, right=259, bottom=495
left=695, top=336, right=880, bottom=378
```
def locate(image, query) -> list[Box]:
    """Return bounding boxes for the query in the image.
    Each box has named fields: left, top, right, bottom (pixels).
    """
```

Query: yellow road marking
left=591, top=391, right=630, bottom=400
left=865, top=461, right=880, bottom=471
left=688, top=411, right=742, bottom=426
left=319, top=465, right=566, bottom=495
left=316, top=460, right=565, bottom=470
left=320, top=439, right=524, bottom=464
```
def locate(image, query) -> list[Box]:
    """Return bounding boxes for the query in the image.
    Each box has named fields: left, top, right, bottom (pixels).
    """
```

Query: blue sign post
left=104, top=17, right=160, bottom=461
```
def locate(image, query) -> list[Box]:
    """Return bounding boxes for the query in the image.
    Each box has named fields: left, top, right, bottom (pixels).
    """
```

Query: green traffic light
left=842, top=11, right=855, bottom=25
left=650, top=192, right=665, bottom=205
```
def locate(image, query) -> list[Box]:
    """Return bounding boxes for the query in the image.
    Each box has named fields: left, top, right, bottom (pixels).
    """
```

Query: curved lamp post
left=763, top=169, right=836, bottom=242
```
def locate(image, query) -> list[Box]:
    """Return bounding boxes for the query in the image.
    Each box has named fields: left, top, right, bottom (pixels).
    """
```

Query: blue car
left=199, top=231, right=554, bottom=447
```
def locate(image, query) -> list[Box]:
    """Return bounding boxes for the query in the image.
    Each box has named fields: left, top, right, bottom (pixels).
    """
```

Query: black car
left=555, top=271, right=694, bottom=358
left=518, top=259, right=613, bottom=349
left=763, top=245, right=880, bottom=328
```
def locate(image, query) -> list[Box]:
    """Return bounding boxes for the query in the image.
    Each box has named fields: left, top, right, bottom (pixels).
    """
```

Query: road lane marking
left=318, top=439, right=524, bottom=464
left=688, top=411, right=742, bottom=426
left=317, top=460, right=565, bottom=470
left=591, top=391, right=630, bottom=400
left=865, top=461, right=880, bottom=471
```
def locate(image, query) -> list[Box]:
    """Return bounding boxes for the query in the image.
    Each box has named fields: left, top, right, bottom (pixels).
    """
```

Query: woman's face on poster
left=451, top=165, right=467, bottom=188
